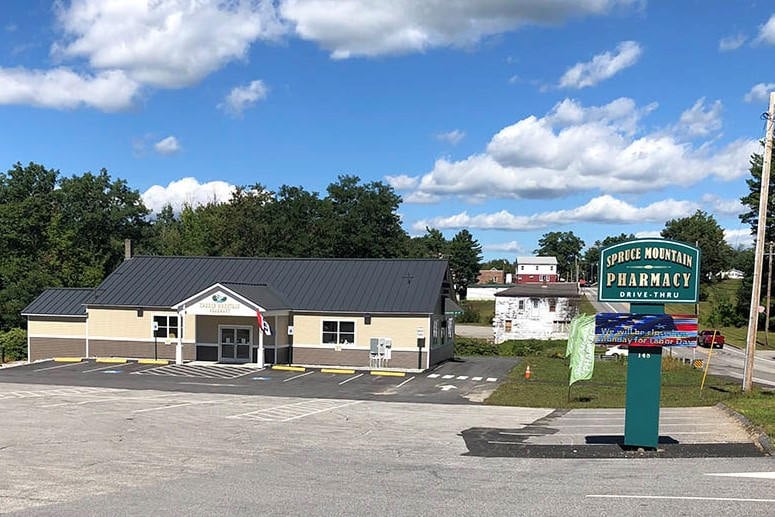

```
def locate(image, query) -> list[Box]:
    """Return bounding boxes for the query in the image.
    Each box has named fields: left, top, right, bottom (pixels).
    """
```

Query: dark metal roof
left=87, top=256, right=450, bottom=313
left=220, top=283, right=291, bottom=311
left=22, top=288, right=92, bottom=317
left=495, top=283, right=581, bottom=298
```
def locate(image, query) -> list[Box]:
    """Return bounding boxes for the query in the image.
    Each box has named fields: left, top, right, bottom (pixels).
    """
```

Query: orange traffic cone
left=524, top=365, right=531, bottom=380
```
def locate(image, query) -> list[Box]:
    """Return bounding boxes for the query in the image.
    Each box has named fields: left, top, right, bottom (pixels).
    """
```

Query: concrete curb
left=320, top=368, right=356, bottom=374
left=137, top=359, right=169, bottom=365
left=717, top=402, right=774, bottom=455
left=272, top=365, right=306, bottom=372
left=370, top=370, right=406, bottom=377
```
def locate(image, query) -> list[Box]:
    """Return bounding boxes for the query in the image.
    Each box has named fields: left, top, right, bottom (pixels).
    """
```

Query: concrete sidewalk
left=460, top=405, right=769, bottom=458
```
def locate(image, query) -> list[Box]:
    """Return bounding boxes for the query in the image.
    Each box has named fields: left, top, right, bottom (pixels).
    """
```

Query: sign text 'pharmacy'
left=598, top=239, right=700, bottom=303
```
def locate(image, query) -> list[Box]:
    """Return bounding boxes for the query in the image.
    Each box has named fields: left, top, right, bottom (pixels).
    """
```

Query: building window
left=322, top=320, right=355, bottom=344
left=532, top=299, right=539, bottom=309
left=153, top=315, right=179, bottom=338
left=549, top=299, right=557, bottom=312
left=518, top=300, right=525, bottom=310
left=535, top=266, right=539, bottom=271
left=505, top=320, right=512, bottom=332
left=550, top=265, right=554, bottom=271
left=520, top=265, right=524, bottom=270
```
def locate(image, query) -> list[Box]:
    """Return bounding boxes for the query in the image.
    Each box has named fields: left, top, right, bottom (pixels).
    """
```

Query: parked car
left=697, top=330, right=725, bottom=349
left=605, top=344, right=628, bottom=358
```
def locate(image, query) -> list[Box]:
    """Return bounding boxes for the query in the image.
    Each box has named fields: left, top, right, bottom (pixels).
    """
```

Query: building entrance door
left=219, top=326, right=252, bottom=363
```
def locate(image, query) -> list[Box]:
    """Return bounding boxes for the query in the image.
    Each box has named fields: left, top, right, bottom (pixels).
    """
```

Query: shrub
left=454, top=337, right=498, bottom=356
left=0, top=328, right=27, bottom=361
left=456, top=303, right=481, bottom=324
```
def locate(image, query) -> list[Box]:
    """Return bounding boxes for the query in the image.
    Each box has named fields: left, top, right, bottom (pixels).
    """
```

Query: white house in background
left=515, top=256, right=558, bottom=283
left=492, top=283, right=581, bottom=343
left=719, top=269, right=744, bottom=280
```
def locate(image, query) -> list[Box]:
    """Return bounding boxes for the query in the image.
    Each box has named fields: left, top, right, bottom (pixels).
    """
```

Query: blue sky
left=1, top=1, right=774, bottom=261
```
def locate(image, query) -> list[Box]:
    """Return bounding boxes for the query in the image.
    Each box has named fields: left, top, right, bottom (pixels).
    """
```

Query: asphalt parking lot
left=0, top=356, right=517, bottom=404
left=0, top=381, right=770, bottom=515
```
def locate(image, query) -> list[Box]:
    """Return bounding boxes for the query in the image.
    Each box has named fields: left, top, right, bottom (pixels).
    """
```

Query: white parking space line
left=34, top=362, right=85, bottom=372
left=396, top=376, right=415, bottom=388
left=587, top=494, right=775, bottom=503
left=83, top=363, right=127, bottom=373
left=283, top=371, right=314, bottom=382
left=486, top=377, right=497, bottom=382
left=455, top=375, right=469, bottom=380
left=230, top=399, right=363, bottom=422
left=338, top=373, right=364, bottom=385
left=427, top=374, right=440, bottom=378
left=472, top=376, right=483, bottom=381
left=442, top=374, right=455, bottom=379
left=133, top=401, right=218, bottom=413
left=233, top=368, right=264, bottom=378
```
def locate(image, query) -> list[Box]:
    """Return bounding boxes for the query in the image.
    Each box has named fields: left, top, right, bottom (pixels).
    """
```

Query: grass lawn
left=459, top=299, right=495, bottom=326
left=478, top=338, right=775, bottom=441
left=486, top=354, right=742, bottom=409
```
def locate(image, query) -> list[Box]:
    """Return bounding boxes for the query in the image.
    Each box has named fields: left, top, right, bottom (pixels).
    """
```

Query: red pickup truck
left=697, top=330, right=725, bottom=349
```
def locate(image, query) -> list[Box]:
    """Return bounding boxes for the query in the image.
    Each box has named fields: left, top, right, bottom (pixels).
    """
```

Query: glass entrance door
left=220, top=327, right=252, bottom=363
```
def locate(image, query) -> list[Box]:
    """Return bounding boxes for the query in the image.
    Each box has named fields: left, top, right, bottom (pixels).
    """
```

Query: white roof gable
left=516, top=256, right=557, bottom=265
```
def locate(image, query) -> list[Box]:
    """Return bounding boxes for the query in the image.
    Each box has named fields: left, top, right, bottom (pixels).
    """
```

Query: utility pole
left=744, top=91, right=775, bottom=392
left=767, top=241, right=773, bottom=348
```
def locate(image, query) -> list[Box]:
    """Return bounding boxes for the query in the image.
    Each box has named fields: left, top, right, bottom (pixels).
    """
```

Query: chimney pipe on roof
left=124, top=239, right=133, bottom=260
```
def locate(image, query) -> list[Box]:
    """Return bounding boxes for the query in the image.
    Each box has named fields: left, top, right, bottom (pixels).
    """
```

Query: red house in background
left=515, top=256, right=558, bottom=284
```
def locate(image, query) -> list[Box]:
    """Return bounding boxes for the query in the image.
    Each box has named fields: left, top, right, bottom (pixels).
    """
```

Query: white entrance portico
left=173, top=283, right=290, bottom=365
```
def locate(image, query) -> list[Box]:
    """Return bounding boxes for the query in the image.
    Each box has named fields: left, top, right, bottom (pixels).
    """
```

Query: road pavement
left=0, top=381, right=772, bottom=516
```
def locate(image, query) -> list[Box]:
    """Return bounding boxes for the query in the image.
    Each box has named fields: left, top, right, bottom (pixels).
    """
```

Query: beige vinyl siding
left=87, top=308, right=195, bottom=342
left=196, top=315, right=282, bottom=346
left=292, top=313, right=430, bottom=348
left=27, top=317, right=86, bottom=338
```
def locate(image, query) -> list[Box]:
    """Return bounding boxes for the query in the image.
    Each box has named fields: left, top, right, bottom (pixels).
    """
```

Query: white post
left=175, top=309, right=183, bottom=365
left=744, top=92, right=775, bottom=392
left=258, top=326, right=265, bottom=366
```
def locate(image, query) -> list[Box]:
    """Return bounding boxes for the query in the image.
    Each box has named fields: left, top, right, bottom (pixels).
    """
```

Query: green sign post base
left=624, top=303, right=664, bottom=449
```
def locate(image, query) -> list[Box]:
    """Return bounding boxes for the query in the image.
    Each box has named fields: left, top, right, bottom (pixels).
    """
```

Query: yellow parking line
left=272, top=365, right=306, bottom=372
left=321, top=368, right=356, bottom=375
left=53, top=357, right=83, bottom=363
left=96, top=357, right=127, bottom=364
left=138, top=359, right=169, bottom=365
left=370, top=370, right=406, bottom=377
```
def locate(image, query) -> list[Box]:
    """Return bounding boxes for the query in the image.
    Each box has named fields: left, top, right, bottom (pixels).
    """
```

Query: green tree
left=326, top=175, right=408, bottom=258
left=661, top=210, right=730, bottom=283
left=534, top=231, right=585, bottom=281
left=583, top=233, right=635, bottom=282
left=49, top=169, right=149, bottom=285
left=740, top=145, right=775, bottom=243
left=264, top=185, right=332, bottom=257
left=448, top=229, right=482, bottom=297
left=407, top=227, right=448, bottom=258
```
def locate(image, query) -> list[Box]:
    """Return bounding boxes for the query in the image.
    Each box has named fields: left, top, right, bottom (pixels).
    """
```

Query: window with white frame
left=322, top=320, right=355, bottom=344
left=153, top=315, right=179, bottom=338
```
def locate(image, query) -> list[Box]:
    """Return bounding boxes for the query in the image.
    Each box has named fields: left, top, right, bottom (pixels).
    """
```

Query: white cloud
left=280, top=0, right=638, bottom=58
left=724, top=228, right=753, bottom=249
left=744, top=83, right=775, bottom=103
left=412, top=194, right=698, bottom=232
left=53, top=0, right=285, bottom=88
left=219, top=80, right=269, bottom=116
left=435, top=129, right=465, bottom=145
left=719, top=33, right=746, bottom=51
left=675, top=98, right=722, bottom=137
left=634, top=230, right=661, bottom=239
left=154, top=136, right=181, bottom=155
left=558, top=41, right=642, bottom=89
left=754, top=14, right=775, bottom=45
left=485, top=241, right=525, bottom=253
left=0, top=67, right=139, bottom=111
left=700, top=194, right=744, bottom=216
left=142, top=177, right=236, bottom=214
left=391, top=97, right=758, bottom=202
